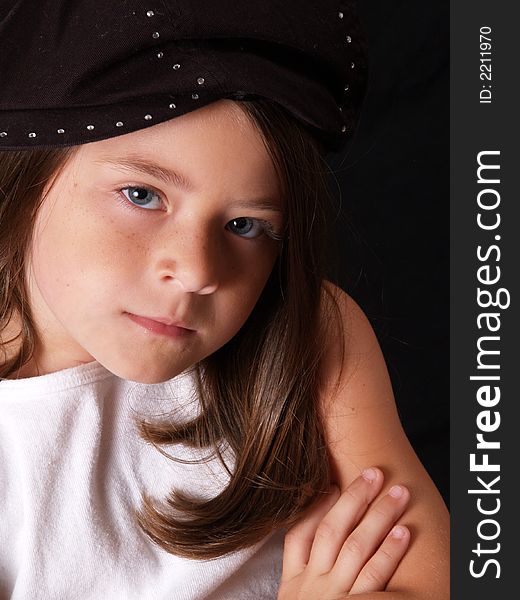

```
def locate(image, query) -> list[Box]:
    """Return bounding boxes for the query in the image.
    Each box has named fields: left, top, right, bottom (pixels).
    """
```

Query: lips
left=125, top=312, right=196, bottom=338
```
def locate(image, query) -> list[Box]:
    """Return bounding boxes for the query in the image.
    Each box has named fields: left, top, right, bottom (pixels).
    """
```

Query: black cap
left=0, top=0, right=367, bottom=152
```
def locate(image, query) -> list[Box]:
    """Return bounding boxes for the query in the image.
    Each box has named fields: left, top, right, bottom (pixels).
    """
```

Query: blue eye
left=226, top=217, right=269, bottom=239
left=121, top=186, right=163, bottom=210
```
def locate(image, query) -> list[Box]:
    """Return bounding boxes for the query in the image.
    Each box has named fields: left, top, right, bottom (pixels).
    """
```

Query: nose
left=156, top=226, right=220, bottom=295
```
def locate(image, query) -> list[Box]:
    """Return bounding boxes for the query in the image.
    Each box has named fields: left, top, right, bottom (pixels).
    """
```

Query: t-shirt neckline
left=0, top=360, right=114, bottom=394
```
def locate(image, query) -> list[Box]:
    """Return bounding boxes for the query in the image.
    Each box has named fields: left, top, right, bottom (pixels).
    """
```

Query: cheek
left=30, top=201, right=142, bottom=312
left=30, top=210, right=78, bottom=304
left=221, top=248, right=278, bottom=325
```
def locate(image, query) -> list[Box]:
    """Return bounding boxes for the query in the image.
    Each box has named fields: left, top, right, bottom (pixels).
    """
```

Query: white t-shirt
left=0, top=361, right=283, bottom=599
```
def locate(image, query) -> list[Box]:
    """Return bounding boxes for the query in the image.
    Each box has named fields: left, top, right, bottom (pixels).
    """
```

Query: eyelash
left=116, top=185, right=284, bottom=242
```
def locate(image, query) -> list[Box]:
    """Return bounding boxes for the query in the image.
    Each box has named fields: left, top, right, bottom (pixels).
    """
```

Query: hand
left=278, top=468, right=410, bottom=599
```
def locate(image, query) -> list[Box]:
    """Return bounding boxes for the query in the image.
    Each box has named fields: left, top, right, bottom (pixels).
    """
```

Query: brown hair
left=0, top=99, right=344, bottom=559
left=0, top=147, right=76, bottom=376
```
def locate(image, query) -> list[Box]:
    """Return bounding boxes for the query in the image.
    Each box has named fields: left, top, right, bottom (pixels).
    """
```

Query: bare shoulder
left=320, top=280, right=378, bottom=371
left=319, top=280, right=389, bottom=410
left=318, top=281, right=450, bottom=599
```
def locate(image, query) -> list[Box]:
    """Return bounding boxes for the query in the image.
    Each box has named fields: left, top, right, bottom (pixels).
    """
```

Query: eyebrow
left=96, top=155, right=282, bottom=213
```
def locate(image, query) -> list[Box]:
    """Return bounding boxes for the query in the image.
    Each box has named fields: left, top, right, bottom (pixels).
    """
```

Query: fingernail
left=391, top=525, right=407, bottom=539
left=362, top=468, right=378, bottom=482
left=388, top=485, right=405, bottom=498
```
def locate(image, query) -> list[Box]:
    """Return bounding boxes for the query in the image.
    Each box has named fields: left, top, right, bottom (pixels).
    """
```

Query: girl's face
left=25, top=100, right=283, bottom=382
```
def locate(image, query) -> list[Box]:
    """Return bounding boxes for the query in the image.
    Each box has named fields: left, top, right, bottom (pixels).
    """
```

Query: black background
left=326, top=0, right=449, bottom=505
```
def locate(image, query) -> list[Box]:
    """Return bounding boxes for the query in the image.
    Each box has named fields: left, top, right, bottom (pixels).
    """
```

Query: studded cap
left=0, top=0, right=367, bottom=152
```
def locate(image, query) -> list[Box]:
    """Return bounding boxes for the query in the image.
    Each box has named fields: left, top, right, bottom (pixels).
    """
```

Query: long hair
left=0, top=147, right=76, bottom=376
left=0, top=99, right=344, bottom=559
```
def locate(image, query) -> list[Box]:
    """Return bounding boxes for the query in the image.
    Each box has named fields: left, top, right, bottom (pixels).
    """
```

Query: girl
left=0, top=1, right=449, bottom=599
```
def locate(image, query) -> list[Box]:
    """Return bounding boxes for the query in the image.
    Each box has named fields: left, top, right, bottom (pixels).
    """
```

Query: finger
left=329, top=483, right=410, bottom=592
left=349, top=525, right=411, bottom=594
left=306, top=467, right=384, bottom=575
left=281, top=485, right=341, bottom=582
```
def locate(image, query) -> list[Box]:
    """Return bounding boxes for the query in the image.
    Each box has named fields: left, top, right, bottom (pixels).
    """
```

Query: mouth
left=125, top=312, right=196, bottom=339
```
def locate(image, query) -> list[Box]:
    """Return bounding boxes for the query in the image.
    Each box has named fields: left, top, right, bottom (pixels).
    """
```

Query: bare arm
left=318, top=283, right=449, bottom=599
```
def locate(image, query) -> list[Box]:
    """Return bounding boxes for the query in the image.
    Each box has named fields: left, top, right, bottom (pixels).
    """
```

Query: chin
left=102, top=357, right=188, bottom=385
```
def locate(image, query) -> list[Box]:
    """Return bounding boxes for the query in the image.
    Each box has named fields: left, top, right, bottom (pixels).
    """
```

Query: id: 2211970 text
left=480, top=26, right=492, bottom=104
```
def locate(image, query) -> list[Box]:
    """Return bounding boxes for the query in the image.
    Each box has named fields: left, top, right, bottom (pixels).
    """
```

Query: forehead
left=73, top=100, right=281, bottom=197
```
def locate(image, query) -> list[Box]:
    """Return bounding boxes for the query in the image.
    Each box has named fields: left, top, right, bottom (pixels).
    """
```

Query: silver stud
left=346, top=35, right=352, bottom=43
left=173, top=63, right=181, bottom=70
left=116, top=121, right=124, bottom=127
left=341, top=125, right=347, bottom=133
left=169, top=103, right=176, bottom=109
left=146, top=10, right=155, bottom=17
left=0, top=132, right=7, bottom=138
left=28, top=132, right=37, bottom=138
left=350, top=61, right=355, bottom=68
left=87, top=125, right=95, bottom=131
left=192, top=93, right=199, bottom=100
left=197, top=77, right=205, bottom=85
left=157, top=52, right=164, bottom=59
left=152, top=32, right=160, bottom=39
left=338, top=11, right=344, bottom=19
left=339, top=107, right=343, bottom=112
left=144, top=114, right=153, bottom=120
left=57, top=128, right=65, bottom=134
left=344, top=84, right=350, bottom=91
